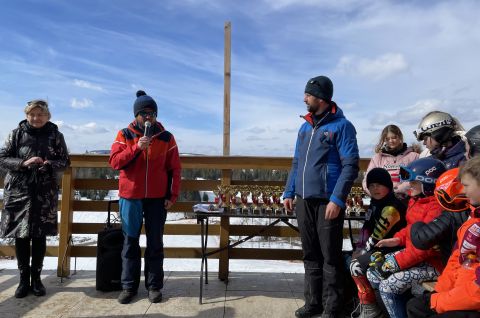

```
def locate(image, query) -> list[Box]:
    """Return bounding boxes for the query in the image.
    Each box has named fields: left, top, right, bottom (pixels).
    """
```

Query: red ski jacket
left=393, top=196, right=443, bottom=271
left=109, top=121, right=181, bottom=202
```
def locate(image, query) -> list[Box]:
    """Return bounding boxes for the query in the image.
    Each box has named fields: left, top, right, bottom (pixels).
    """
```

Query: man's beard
left=306, top=103, right=318, bottom=113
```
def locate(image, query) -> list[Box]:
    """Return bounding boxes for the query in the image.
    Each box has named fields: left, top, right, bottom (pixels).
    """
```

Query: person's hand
left=325, top=201, right=341, bottom=220
left=137, top=136, right=151, bottom=150
left=375, top=237, right=401, bottom=248
left=368, top=251, right=389, bottom=280
left=164, top=200, right=173, bottom=210
left=283, top=198, right=294, bottom=212
left=22, top=157, right=44, bottom=167
left=382, top=254, right=400, bottom=273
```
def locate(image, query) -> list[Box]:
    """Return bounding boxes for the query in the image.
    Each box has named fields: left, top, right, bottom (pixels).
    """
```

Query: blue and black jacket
left=284, top=103, right=359, bottom=208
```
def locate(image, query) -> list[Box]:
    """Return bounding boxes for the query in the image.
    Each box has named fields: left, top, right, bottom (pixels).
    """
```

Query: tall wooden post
left=219, top=21, right=232, bottom=281
left=57, top=167, right=75, bottom=277
left=223, top=21, right=231, bottom=157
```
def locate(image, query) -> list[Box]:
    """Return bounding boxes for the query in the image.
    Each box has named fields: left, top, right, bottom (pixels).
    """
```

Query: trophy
left=227, top=186, right=240, bottom=214
left=271, top=186, right=284, bottom=215
left=214, top=185, right=228, bottom=211
left=262, top=188, right=273, bottom=215
left=240, top=186, right=250, bottom=214
left=351, top=186, right=366, bottom=216
left=251, top=186, right=262, bottom=215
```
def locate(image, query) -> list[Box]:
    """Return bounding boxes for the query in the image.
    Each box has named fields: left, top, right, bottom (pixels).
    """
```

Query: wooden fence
left=0, top=155, right=369, bottom=280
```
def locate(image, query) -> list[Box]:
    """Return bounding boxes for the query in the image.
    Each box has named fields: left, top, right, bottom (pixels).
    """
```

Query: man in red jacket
left=109, top=90, right=181, bottom=304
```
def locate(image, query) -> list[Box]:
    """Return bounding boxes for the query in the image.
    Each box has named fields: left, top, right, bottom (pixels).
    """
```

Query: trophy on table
left=240, top=186, right=250, bottom=215
left=271, top=186, right=284, bottom=215
left=227, top=186, right=240, bottom=214
left=350, top=186, right=366, bottom=216
left=262, top=188, right=273, bottom=215
left=251, top=186, right=262, bottom=215
left=214, top=185, right=228, bottom=211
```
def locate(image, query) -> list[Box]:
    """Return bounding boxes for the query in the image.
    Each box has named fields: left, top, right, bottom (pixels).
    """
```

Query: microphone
left=144, top=121, right=152, bottom=138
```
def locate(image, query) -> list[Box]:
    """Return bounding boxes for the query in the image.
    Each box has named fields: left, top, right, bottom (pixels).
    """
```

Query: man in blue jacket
left=284, top=75, right=359, bottom=318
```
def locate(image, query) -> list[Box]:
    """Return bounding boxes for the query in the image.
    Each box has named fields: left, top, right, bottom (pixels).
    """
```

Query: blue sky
left=1, top=0, right=479, bottom=157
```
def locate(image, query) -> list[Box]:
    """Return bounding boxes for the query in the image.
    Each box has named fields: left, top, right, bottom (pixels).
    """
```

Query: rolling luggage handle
left=106, top=199, right=120, bottom=228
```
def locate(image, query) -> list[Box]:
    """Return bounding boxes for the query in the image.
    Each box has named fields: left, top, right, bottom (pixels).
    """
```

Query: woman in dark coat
left=0, top=100, right=69, bottom=298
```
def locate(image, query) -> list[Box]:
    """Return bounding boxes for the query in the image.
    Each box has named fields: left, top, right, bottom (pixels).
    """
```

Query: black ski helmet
left=465, top=125, right=480, bottom=158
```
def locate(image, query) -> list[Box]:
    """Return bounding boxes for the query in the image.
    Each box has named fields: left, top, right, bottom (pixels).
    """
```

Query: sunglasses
left=27, top=100, right=48, bottom=107
left=138, top=111, right=157, bottom=118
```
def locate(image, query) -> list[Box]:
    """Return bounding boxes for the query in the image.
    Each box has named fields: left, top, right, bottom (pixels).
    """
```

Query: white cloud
left=54, top=121, right=109, bottom=134
left=336, top=53, right=408, bottom=80
left=73, top=79, right=104, bottom=91
left=71, top=98, right=93, bottom=109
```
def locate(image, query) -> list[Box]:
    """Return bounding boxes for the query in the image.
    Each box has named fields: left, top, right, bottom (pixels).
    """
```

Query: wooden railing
left=0, top=155, right=369, bottom=279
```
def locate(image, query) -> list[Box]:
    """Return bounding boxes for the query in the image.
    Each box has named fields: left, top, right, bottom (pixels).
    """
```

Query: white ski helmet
left=414, top=111, right=457, bottom=143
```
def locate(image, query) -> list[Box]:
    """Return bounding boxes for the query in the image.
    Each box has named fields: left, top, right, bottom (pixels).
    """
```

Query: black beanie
left=305, top=75, right=334, bottom=101
left=366, top=168, right=393, bottom=191
left=133, top=90, right=158, bottom=117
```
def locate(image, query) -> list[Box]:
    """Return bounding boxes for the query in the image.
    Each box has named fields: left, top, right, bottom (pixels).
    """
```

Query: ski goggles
left=435, top=188, right=469, bottom=212
left=399, top=166, right=437, bottom=184
left=413, top=129, right=431, bottom=142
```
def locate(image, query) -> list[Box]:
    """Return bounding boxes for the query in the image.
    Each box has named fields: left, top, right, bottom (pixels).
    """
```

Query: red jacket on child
left=392, top=195, right=444, bottom=272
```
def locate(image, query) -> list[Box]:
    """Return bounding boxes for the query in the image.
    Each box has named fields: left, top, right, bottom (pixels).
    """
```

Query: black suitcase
left=96, top=200, right=124, bottom=291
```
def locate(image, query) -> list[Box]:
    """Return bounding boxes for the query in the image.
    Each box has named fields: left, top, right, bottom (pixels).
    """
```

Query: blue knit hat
left=133, top=90, right=157, bottom=116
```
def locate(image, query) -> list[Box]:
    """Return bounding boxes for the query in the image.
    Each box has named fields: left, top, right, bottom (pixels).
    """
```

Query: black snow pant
left=296, top=196, right=345, bottom=316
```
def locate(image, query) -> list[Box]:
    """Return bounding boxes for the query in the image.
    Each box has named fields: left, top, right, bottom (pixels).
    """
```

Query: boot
left=359, top=303, right=385, bottom=318
left=14, top=238, right=31, bottom=298
left=31, top=268, right=46, bottom=296
left=15, top=268, right=30, bottom=298
left=31, top=236, right=46, bottom=296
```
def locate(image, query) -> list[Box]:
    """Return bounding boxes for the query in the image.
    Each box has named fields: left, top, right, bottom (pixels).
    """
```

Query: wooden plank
left=229, top=225, right=299, bottom=237
left=25, top=155, right=371, bottom=171
left=57, top=167, right=75, bottom=277
left=70, top=246, right=219, bottom=259
left=72, top=200, right=196, bottom=212
left=0, top=246, right=58, bottom=257
left=71, top=223, right=220, bottom=236
left=229, top=248, right=303, bottom=260
left=74, top=179, right=118, bottom=190
left=219, top=169, right=231, bottom=281
left=74, top=179, right=221, bottom=191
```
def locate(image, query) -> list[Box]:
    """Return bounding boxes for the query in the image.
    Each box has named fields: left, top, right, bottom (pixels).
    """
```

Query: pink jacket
left=362, top=146, right=419, bottom=195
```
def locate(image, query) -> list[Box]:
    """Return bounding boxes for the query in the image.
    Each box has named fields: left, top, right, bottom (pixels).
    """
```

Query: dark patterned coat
left=0, top=120, right=70, bottom=238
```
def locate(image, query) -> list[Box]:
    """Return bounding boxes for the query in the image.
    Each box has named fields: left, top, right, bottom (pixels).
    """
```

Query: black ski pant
left=296, top=196, right=345, bottom=316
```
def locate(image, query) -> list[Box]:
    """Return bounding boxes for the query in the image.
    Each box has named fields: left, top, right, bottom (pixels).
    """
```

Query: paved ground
left=0, top=269, right=306, bottom=318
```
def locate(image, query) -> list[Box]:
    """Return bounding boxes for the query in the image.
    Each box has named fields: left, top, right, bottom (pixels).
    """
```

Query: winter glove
left=369, top=251, right=385, bottom=266
left=459, top=221, right=480, bottom=264
left=368, top=251, right=389, bottom=280
left=381, top=253, right=400, bottom=273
